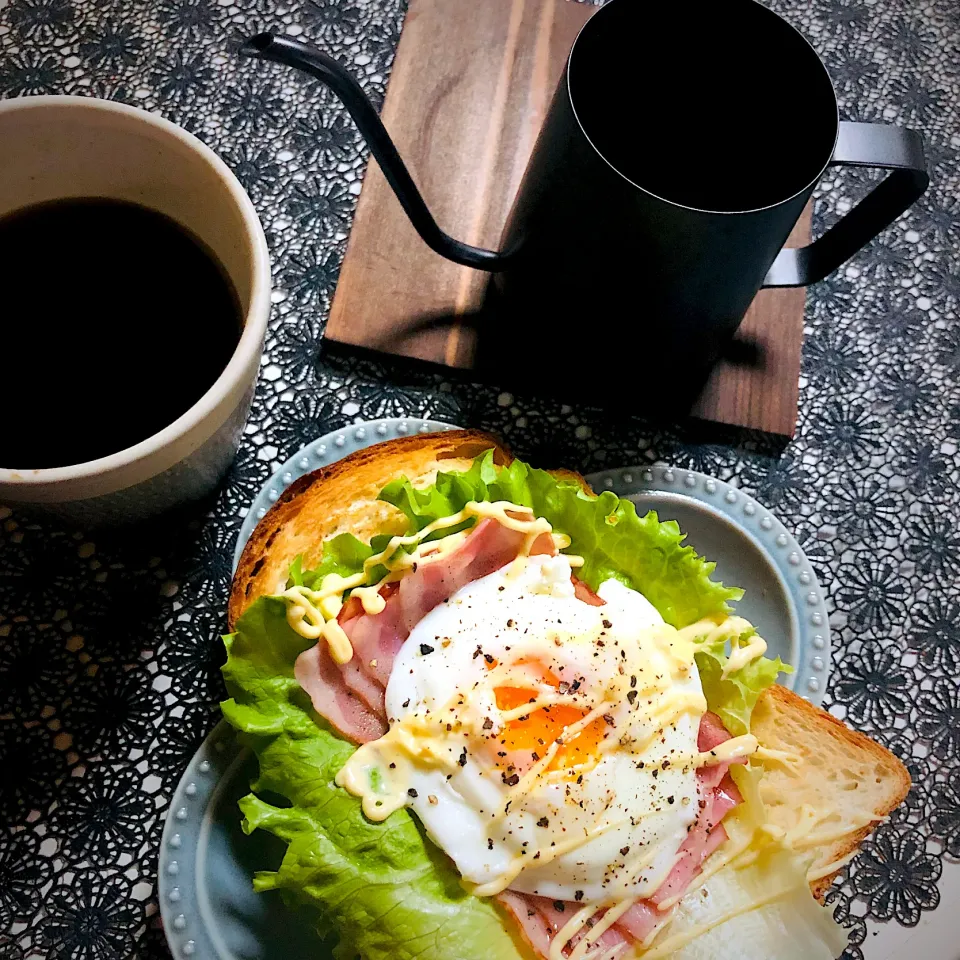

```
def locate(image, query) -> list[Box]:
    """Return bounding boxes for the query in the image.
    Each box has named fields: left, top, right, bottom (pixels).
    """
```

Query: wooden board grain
left=326, top=0, right=810, bottom=437
left=328, top=0, right=591, bottom=367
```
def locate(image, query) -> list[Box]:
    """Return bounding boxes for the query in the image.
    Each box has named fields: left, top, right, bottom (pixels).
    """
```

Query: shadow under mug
left=0, top=97, right=271, bottom=525
left=239, top=0, right=928, bottom=401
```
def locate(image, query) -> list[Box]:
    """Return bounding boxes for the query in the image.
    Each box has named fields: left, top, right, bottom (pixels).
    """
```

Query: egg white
left=384, top=554, right=704, bottom=902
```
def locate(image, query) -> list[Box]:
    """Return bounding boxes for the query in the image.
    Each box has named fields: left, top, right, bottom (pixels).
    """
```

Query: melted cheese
left=639, top=885, right=796, bottom=959
left=634, top=754, right=875, bottom=949
left=806, top=851, right=857, bottom=883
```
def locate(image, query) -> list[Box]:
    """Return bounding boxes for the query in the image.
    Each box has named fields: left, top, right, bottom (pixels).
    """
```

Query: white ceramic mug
left=0, top=96, right=271, bottom=525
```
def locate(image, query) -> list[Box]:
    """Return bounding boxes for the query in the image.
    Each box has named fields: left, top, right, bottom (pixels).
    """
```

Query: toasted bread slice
left=750, top=683, right=909, bottom=899
left=230, top=430, right=909, bottom=900
left=229, top=429, right=512, bottom=627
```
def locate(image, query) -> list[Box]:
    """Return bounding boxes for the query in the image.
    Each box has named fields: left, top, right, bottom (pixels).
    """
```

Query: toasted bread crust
left=228, top=431, right=909, bottom=903
left=751, top=684, right=910, bottom=900
left=229, top=430, right=511, bottom=627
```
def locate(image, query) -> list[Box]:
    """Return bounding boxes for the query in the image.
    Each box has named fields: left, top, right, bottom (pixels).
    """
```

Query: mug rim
left=0, top=95, right=271, bottom=492
left=565, top=0, right=841, bottom=216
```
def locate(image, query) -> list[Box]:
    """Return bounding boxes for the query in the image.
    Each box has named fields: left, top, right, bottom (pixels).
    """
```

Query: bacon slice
left=294, top=641, right=387, bottom=743
left=572, top=575, right=605, bottom=606
left=612, top=899, right=663, bottom=943
left=698, top=709, right=734, bottom=752
left=646, top=775, right=739, bottom=909
left=498, top=894, right=633, bottom=960
left=397, top=519, right=554, bottom=633
left=497, top=892, right=554, bottom=958
left=293, top=519, right=554, bottom=742
left=497, top=712, right=744, bottom=959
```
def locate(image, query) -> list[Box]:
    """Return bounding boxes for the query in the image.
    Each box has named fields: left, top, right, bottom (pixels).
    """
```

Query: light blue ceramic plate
left=160, top=422, right=831, bottom=960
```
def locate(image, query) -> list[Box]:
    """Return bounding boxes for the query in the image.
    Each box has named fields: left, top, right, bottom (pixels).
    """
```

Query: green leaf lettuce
left=222, top=597, right=533, bottom=960
left=687, top=622, right=792, bottom=737
left=331, top=451, right=742, bottom=628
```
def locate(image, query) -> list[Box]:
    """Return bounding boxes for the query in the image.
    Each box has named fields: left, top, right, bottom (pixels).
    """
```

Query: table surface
left=1, top=1, right=958, bottom=958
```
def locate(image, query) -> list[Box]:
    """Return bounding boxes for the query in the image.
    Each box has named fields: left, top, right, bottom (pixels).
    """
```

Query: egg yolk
left=493, top=669, right=606, bottom=774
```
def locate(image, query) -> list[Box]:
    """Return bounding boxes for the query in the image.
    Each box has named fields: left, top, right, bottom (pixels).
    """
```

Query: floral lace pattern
left=1, top=0, right=957, bottom=957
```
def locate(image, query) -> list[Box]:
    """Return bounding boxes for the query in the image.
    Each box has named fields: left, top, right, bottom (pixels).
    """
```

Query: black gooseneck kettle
left=240, top=0, right=926, bottom=394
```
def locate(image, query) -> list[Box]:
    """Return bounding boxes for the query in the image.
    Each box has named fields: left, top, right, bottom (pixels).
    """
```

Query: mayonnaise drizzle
left=551, top=905, right=595, bottom=960
left=279, top=500, right=555, bottom=662
left=657, top=734, right=760, bottom=771
left=621, top=841, right=671, bottom=889
left=545, top=893, right=651, bottom=960
left=468, top=819, right=627, bottom=898
left=672, top=615, right=769, bottom=680
left=569, top=897, right=639, bottom=960
left=497, top=690, right=600, bottom=723
left=753, top=745, right=803, bottom=767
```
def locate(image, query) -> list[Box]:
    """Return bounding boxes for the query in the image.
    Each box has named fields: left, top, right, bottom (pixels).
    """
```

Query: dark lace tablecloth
left=1, top=0, right=958, bottom=958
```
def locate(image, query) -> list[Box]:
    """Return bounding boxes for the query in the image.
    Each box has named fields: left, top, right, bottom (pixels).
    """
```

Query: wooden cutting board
left=326, top=0, right=810, bottom=437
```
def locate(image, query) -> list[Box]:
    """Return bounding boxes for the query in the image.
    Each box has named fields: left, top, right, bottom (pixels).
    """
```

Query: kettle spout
left=239, top=32, right=509, bottom=271
left=239, top=32, right=279, bottom=59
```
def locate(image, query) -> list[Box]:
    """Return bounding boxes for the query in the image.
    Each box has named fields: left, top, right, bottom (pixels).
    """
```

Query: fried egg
left=346, top=554, right=707, bottom=903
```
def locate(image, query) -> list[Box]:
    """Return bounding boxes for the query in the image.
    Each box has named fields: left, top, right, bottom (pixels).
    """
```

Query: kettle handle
left=241, top=33, right=510, bottom=271
left=762, top=122, right=928, bottom=287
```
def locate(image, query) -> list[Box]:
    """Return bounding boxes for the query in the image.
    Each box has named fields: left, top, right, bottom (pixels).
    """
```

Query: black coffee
left=0, top=198, right=242, bottom=469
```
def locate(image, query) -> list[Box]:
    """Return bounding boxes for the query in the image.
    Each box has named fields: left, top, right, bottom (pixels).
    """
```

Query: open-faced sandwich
left=222, top=430, right=908, bottom=960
